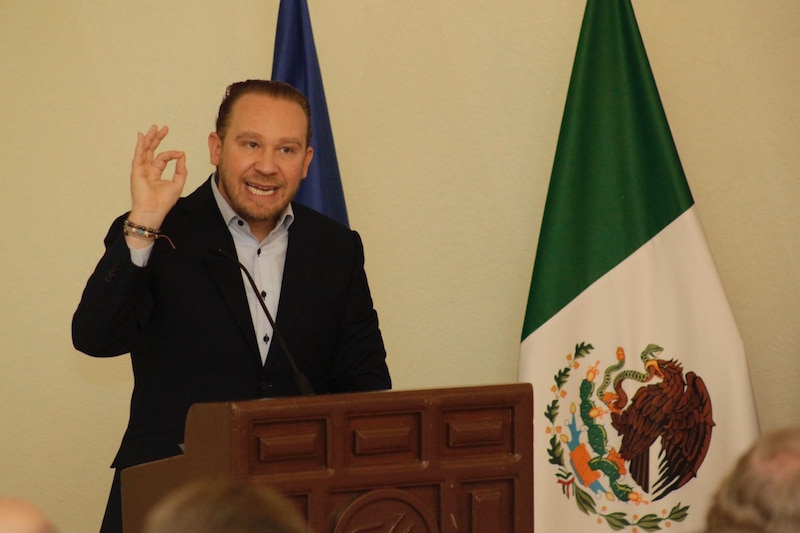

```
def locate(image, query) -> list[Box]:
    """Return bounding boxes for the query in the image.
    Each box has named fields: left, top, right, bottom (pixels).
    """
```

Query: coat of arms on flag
left=544, top=342, right=715, bottom=530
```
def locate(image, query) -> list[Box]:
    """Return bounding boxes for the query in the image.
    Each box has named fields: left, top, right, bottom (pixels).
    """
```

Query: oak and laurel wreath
left=546, top=342, right=690, bottom=531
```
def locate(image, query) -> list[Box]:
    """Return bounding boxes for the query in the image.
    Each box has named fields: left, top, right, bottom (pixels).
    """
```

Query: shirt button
left=237, top=220, right=244, bottom=226
left=259, top=380, right=271, bottom=392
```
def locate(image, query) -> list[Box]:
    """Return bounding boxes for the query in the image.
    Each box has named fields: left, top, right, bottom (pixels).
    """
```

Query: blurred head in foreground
left=143, top=479, right=306, bottom=533
left=0, top=497, right=58, bottom=533
left=706, top=426, right=800, bottom=533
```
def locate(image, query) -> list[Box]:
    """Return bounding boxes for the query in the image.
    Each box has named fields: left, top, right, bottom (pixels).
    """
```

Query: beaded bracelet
left=123, top=219, right=176, bottom=249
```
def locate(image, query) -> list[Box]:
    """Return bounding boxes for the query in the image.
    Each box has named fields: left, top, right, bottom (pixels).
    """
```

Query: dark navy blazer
left=73, top=177, right=390, bottom=470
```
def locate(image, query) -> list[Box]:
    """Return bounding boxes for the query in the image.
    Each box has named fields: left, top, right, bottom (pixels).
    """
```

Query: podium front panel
left=122, top=383, right=533, bottom=532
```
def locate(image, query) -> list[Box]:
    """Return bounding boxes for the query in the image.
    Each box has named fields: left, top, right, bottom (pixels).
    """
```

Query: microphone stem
left=216, top=247, right=314, bottom=396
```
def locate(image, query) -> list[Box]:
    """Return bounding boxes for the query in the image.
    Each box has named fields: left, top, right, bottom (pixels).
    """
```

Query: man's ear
left=208, top=132, right=222, bottom=166
left=302, top=146, right=314, bottom=179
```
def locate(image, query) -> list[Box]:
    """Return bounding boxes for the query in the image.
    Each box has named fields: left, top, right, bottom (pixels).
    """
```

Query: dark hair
left=215, top=80, right=312, bottom=145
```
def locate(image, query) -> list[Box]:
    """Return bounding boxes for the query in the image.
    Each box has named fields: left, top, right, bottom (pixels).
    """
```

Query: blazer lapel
left=179, top=178, right=262, bottom=365
left=275, top=208, right=318, bottom=330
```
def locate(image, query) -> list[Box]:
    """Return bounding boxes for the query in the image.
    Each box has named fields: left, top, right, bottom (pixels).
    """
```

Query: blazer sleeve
left=72, top=215, right=153, bottom=357
left=327, top=230, right=391, bottom=393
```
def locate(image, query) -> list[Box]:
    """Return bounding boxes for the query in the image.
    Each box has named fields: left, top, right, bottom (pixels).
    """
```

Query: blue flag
left=271, top=0, right=349, bottom=226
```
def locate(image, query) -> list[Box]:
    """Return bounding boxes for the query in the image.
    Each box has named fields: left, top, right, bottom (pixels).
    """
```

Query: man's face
left=208, top=93, right=313, bottom=238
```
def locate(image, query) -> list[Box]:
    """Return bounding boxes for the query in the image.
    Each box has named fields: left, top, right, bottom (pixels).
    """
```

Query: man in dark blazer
left=72, top=80, right=390, bottom=532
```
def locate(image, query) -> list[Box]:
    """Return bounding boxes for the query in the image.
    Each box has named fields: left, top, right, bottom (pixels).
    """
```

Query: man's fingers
left=132, top=132, right=145, bottom=169
left=173, top=153, right=188, bottom=186
left=142, top=125, right=167, bottom=163
left=151, top=150, right=185, bottom=170
left=132, top=125, right=159, bottom=168
left=133, top=125, right=169, bottom=167
left=131, top=127, right=186, bottom=187
left=153, top=125, right=169, bottom=141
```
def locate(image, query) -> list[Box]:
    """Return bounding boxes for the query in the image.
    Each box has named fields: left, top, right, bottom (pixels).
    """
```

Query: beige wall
left=1, top=1, right=798, bottom=531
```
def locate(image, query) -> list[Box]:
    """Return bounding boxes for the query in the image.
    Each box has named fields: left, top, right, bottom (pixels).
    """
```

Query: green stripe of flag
left=522, top=0, right=694, bottom=339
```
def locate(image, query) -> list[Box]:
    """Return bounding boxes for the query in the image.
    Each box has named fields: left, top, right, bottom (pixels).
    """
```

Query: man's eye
left=248, top=142, right=260, bottom=149
left=279, top=146, right=295, bottom=154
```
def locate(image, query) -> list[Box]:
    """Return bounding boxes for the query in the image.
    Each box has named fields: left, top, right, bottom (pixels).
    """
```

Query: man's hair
left=215, top=80, right=312, bottom=145
left=143, top=479, right=307, bottom=533
left=706, top=427, right=800, bottom=533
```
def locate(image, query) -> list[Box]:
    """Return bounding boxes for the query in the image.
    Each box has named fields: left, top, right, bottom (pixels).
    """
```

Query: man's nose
left=254, top=149, right=278, bottom=174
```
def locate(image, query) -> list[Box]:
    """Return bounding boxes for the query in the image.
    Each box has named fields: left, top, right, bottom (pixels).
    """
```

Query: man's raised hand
left=128, top=125, right=188, bottom=231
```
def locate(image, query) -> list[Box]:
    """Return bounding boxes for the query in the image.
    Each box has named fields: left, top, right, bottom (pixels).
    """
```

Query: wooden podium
left=121, top=383, right=533, bottom=532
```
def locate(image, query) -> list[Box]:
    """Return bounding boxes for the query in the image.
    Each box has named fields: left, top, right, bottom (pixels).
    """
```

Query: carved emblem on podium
left=333, top=489, right=439, bottom=533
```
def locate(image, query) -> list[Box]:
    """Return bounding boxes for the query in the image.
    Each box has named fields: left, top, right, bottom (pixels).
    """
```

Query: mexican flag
left=518, top=1, right=759, bottom=531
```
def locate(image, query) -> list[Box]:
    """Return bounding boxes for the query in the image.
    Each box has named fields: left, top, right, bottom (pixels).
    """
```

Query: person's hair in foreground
left=143, top=479, right=306, bottom=533
left=706, top=426, right=800, bottom=533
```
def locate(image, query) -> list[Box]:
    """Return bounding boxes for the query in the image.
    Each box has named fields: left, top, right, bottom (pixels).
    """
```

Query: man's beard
left=216, top=168, right=296, bottom=224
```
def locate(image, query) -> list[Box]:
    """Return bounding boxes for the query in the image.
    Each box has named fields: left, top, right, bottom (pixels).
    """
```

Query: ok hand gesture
left=128, top=125, right=188, bottom=232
